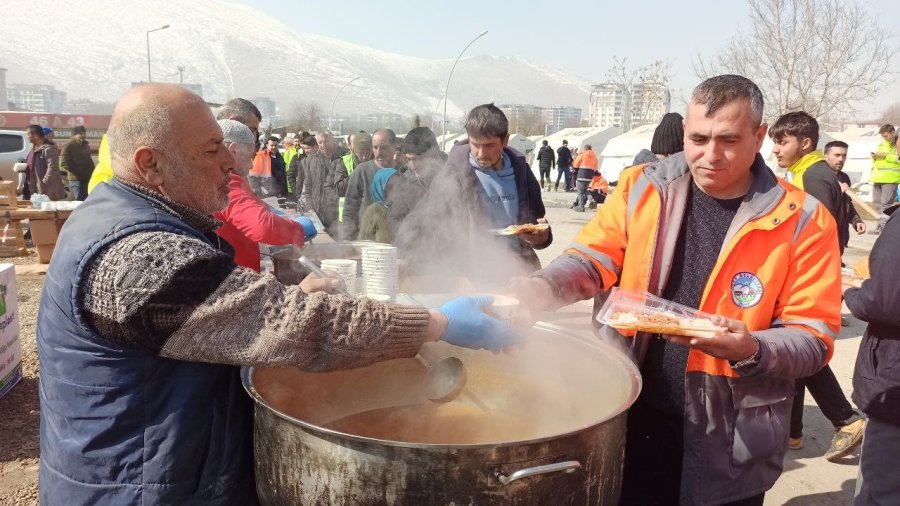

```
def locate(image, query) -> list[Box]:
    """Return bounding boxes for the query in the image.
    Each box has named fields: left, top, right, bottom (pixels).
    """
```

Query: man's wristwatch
left=731, top=336, right=762, bottom=368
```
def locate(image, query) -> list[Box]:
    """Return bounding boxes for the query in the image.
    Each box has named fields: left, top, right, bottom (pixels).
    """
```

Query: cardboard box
left=0, top=264, right=22, bottom=399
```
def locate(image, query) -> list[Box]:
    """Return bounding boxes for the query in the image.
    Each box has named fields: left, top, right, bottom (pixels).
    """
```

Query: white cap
left=217, top=119, right=255, bottom=145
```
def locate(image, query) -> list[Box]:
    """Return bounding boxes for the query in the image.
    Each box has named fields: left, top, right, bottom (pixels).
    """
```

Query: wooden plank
left=0, top=182, right=18, bottom=209
left=845, top=190, right=881, bottom=219
left=0, top=209, right=72, bottom=220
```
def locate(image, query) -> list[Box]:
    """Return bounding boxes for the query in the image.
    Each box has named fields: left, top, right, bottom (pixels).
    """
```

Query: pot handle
left=494, top=460, right=582, bottom=485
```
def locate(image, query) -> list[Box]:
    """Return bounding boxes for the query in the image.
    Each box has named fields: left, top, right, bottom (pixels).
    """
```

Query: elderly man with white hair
left=36, top=84, right=519, bottom=505
left=213, top=118, right=317, bottom=272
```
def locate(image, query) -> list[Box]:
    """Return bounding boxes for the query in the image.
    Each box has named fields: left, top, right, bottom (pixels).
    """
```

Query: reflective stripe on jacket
left=546, top=153, right=840, bottom=505
left=872, top=140, right=900, bottom=184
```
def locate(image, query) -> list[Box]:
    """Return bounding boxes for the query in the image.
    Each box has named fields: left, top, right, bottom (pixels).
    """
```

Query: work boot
left=588, top=201, right=597, bottom=210
left=573, top=206, right=585, bottom=213
left=554, top=183, right=559, bottom=191
left=824, top=418, right=865, bottom=462
left=788, top=437, right=803, bottom=450
left=841, top=316, right=850, bottom=327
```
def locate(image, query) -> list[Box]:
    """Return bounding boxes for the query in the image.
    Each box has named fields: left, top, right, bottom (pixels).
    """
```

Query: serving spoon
left=298, top=256, right=474, bottom=404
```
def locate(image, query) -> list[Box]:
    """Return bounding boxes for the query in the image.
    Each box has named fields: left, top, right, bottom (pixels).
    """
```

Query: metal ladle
left=416, top=350, right=469, bottom=404
left=297, top=256, right=475, bottom=405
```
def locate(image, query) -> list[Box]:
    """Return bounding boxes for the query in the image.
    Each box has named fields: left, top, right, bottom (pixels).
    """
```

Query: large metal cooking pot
left=242, top=321, right=641, bottom=505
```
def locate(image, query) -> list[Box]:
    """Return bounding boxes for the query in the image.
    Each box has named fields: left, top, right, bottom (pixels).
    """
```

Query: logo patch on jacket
left=731, top=272, right=763, bottom=308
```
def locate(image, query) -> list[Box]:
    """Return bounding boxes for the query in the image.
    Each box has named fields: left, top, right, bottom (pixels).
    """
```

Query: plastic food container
left=596, top=288, right=726, bottom=338
left=841, top=267, right=865, bottom=288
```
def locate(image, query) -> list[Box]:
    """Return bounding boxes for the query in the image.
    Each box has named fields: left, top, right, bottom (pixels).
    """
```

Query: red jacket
left=214, top=174, right=305, bottom=271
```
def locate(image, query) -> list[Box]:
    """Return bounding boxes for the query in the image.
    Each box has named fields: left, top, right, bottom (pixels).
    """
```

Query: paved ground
left=538, top=188, right=870, bottom=506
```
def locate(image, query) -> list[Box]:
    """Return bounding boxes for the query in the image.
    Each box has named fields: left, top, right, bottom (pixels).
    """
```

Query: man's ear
left=133, top=146, right=165, bottom=187
left=801, top=137, right=814, bottom=152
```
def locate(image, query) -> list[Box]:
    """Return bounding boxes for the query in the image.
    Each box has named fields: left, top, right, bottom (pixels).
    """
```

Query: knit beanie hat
left=354, top=132, right=373, bottom=150
left=650, top=112, right=684, bottom=156
left=401, top=127, right=438, bottom=155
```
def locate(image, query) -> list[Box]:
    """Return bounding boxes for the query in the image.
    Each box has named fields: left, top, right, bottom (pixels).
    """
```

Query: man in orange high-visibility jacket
left=510, top=75, right=841, bottom=506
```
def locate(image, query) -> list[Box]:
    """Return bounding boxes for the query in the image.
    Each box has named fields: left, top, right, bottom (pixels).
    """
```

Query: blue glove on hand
left=294, top=216, right=317, bottom=240
left=437, top=296, right=521, bottom=352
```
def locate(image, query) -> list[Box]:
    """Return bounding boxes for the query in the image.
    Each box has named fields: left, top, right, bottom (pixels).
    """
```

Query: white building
left=7, top=83, right=67, bottom=113
left=0, top=68, right=7, bottom=110
left=498, top=103, right=544, bottom=133
left=589, top=83, right=627, bottom=129
left=542, top=107, right=582, bottom=135
left=250, top=97, right=277, bottom=129
left=631, top=80, right=670, bottom=128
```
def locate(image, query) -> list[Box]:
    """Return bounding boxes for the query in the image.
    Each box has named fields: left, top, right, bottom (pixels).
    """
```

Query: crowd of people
left=27, top=74, right=900, bottom=506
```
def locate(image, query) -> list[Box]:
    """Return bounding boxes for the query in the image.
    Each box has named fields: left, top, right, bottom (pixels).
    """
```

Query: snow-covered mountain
left=0, top=0, right=591, bottom=118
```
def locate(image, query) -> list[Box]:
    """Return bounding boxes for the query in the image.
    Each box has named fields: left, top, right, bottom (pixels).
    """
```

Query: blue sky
left=235, top=0, right=897, bottom=116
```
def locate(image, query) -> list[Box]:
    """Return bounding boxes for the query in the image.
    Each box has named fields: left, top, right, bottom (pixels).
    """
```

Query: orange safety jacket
left=250, top=150, right=273, bottom=177
left=588, top=173, right=608, bottom=194
left=539, top=153, right=841, bottom=505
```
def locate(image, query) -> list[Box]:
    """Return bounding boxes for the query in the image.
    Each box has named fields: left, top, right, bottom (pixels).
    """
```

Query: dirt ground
left=0, top=253, right=44, bottom=506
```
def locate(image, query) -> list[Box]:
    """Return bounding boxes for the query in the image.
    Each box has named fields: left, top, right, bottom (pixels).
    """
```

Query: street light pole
left=330, top=76, right=361, bottom=132
left=442, top=29, right=487, bottom=144
left=146, top=24, right=170, bottom=83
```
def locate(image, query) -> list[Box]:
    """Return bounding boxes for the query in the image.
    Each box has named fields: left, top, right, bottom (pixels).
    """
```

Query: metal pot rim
left=241, top=321, right=642, bottom=450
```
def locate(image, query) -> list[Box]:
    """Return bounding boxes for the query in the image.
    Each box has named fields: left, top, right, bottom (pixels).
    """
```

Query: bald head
left=108, top=84, right=209, bottom=176
left=106, top=84, right=235, bottom=214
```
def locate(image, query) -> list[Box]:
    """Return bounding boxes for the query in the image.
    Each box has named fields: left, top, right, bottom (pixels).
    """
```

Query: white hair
left=107, top=100, right=172, bottom=163
left=217, top=119, right=255, bottom=145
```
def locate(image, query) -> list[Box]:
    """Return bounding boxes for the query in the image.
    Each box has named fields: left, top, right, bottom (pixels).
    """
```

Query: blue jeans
left=575, top=180, right=590, bottom=208
left=556, top=165, right=572, bottom=190
left=69, top=180, right=87, bottom=201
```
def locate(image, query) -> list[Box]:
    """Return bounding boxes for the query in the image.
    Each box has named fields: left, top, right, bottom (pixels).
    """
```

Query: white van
left=0, top=130, right=30, bottom=182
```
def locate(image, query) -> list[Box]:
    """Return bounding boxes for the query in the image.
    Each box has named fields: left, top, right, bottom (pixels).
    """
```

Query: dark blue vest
left=37, top=180, right=256, bottom=505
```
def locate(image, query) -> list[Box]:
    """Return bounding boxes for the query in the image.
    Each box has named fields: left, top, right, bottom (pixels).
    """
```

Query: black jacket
left=845, top=213, right=900, bottom=426
left=394, top=142, right=551, bottom=285
left=556, top=146, right=573, bottom=167
left=536, top=145, right=555, bottom=170
left=800, top=160, right=842, bottom=222
left=835, top=171, right=863, bottom=250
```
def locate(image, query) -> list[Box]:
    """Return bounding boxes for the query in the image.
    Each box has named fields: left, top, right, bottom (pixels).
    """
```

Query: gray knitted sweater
left=78, top=181, right=430, bottom=371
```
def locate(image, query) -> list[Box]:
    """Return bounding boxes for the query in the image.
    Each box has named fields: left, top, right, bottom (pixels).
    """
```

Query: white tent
left=599, top=124, right=658, bottom=182
left=828, top=127, right=884, bottom=185
left=534, top=127, right=622, bottom=180
left=436, top=132, right=467, bottom=153
left=508, top=134, right=536, bottom=159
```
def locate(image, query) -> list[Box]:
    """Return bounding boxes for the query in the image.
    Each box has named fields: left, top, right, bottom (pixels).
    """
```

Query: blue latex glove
left=437, top=296, right=521, bottom=351
left=294, top=216, right=317, bottom=240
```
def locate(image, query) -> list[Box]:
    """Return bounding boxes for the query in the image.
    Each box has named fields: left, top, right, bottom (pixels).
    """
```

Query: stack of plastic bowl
left=319, top=259, right=359, bottom=295
left=361, top=245, right=398, bottom=300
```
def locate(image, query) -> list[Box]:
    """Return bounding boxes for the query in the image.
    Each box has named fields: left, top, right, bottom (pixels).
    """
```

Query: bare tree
left=694, top=0, right=894, bottom=120
left=287, top=102, right=324, bottom=132
left=606, top=56, right=674, bottom=130
left=881, top=103, right=900, bottom=127
left=510, top=111, right=545, bottom=136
